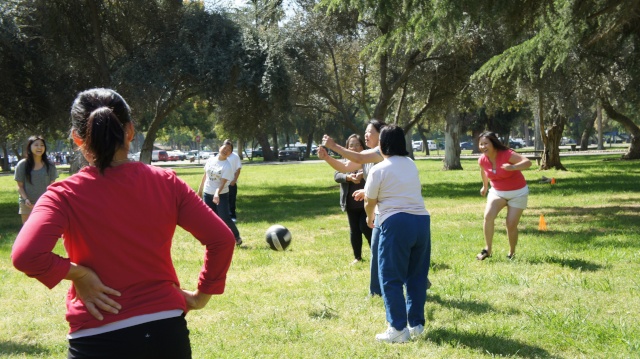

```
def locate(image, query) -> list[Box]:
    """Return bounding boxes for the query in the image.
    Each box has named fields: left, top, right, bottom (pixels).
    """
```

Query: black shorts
left=68, top=316, right=191, bottom=359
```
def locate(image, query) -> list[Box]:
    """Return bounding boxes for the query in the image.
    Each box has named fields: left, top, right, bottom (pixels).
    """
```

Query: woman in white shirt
left=198, top=143, right=242, bottom=246
left=364, top=125, right=431, bottom=344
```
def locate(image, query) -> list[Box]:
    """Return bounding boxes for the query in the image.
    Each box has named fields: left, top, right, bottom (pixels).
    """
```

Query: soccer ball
left=265, top=224, right=292, bottom=251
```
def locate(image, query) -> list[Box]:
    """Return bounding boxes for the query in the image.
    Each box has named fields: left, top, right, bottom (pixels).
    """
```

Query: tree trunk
left=1, top=143, right=9, bottom=172
left=87, top=0, right=111, bottom=85
left=540, top=114, right=567, bottom=170
left=268, top=130, right=278, bottom=162
left=305, top=131, right=314, bottom=158
left=471, top=128, right=483, bottom=154
left=417, top=124, right=430, bottom=156
left=443, top=111, right=462, bottom=170
left=405, top=127, right=414, bottom=159
left=139, top=113, right=168, bottom=164
left=599, top=98, right=640, bottom=160
left=579, top=109, right=597, bottom=151
left=256, top=132, right=274, bottom=161
left=534, top=91, right=544, bottom=151
left=596, top=103, right=604, bottom=150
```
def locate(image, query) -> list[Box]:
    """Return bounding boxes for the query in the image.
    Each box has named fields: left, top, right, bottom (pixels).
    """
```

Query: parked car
left=412, top=140, right=423, bottom=151
left=128, top=152, right=141, bottom=161
left=460, top=142, right=473, bottom=150
left=278, top=146, right=304, bottom=162
left=508, top=140, right=523, bottom=149
left=151, top=150, right=169, bottom=162
left=426, top=140, right=437, bottom=151
left=166, top=151, right=177, bottom=161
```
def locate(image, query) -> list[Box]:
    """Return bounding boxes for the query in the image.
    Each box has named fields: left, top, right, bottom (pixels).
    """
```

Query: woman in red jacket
left=476, top=131, right=532, bottom=261
left=12, top=88, right=236, bottom=359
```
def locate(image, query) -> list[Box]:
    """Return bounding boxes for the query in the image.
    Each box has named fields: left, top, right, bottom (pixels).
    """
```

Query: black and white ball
left=265, top=224, right=292, bottom=251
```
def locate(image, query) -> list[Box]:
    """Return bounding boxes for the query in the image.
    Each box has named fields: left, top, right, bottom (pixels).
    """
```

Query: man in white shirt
left=224, top=139, right=242, bottom=222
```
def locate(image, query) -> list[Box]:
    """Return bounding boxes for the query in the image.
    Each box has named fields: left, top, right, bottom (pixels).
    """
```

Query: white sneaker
left=375, top=326, right=410, bottom=343
left=408, top=324, right=424, bottom=338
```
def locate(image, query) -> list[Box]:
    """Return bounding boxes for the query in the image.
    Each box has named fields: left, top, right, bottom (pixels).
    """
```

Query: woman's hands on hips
left=67, top=263, right=122, bottom=321
left=175, top=287, right=212, bottom=313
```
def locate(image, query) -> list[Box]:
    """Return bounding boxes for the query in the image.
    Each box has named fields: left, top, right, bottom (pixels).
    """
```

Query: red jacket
left=12, top=162, right=235, bottom=333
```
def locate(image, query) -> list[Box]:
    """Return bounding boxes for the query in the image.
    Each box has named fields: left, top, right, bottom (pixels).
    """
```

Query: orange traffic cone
left=550, top=178, right=556, bottom=185
left=538, top=214, right=548, bottom=231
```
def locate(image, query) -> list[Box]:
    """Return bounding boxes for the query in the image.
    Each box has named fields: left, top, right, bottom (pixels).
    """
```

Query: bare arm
left=231, top=168, right=241, bottom=186
left=197, top=174, right=206, bottom=197
left=320, top=147, right=363, bottom=173
left=364, top=196, right=378, bottom=228
left=16, top=181, right=33, bottom=207
left=502, top=153, right=532, bottom=171
left=213, top=179, right=228, bottom=204
left=480, top=169, right=489, bottom=196
left=322, top=135, right=383, bottom=164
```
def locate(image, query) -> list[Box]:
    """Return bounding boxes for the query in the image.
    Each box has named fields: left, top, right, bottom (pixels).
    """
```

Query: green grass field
left=0, top=155, right=638, bottom=358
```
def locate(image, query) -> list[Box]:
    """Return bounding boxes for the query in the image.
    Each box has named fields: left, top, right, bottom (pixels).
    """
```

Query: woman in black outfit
left=334, top=134, right=372, bottom=264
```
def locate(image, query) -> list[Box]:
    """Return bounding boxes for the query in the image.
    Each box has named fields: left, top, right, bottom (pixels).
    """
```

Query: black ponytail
left=70, top=88, right=132, bottom=174
left=85, top=107, right=125, bottom=173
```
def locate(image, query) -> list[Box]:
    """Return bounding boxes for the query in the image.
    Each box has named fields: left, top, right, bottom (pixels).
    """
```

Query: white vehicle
left=426, top=140, right=437, bottom=151
left=412, top=141, right=423, bottom=151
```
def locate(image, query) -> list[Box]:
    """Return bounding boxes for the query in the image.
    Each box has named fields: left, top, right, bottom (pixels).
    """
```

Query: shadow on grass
left=427, top=293, right=496, bottom=315
left=425, top=328, right=558, bottom=358
left=523, top=204, right=640, bottom=249
left=529, top=174, right=640, bottom=194
left=239, top=185, right=339, bottom=224
left=430, top=261, right=451, bottom=271
left=526, top=255, right=608, bottom=272
left=0, top=341, right=52, bottom=357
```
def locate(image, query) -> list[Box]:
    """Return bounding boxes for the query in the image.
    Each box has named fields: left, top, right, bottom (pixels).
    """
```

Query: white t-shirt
left=227, top=152, right=242, bottom=176
left=364, top=156, right=429, bottom=224
left=203, top=156, right=234, bottom=195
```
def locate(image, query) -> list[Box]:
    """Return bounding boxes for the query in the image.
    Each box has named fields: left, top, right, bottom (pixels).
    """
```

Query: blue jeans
left=369, top=215, right=382, bottom=296
left=229, top=184, right=238, bottom=219
left=203, top=192, right=240, bottom=240
left=378, top=213, right=431, bottom=330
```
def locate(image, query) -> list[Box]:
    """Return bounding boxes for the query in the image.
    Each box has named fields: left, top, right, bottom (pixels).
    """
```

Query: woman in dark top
left=334, top=134, right=372, bottom=264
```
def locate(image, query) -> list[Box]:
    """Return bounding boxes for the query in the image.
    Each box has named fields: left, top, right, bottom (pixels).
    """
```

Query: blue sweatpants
left=378, top=213, right=431, bottom=330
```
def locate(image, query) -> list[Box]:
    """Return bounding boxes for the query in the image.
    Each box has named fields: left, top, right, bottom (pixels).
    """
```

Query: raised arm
left=319, top=147, right=363, bottom=173
left=322, top=135, right=382, bottom=164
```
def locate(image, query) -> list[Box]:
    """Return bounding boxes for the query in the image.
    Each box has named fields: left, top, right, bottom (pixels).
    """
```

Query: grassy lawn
left=0, top=154, right=638, bottom=358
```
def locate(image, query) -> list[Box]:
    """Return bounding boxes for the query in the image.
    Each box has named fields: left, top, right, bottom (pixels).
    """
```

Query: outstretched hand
left=68, top=264, right=121, bottom=321
left=317, top=146, right=328, bottom=160
left=322, top=135, right=336, bottom=150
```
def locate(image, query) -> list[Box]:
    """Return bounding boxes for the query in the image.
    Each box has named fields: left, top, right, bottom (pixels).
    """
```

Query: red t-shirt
left=478, top=149, right=527, bottom=191
left=12, top=162, right=235, bottom=333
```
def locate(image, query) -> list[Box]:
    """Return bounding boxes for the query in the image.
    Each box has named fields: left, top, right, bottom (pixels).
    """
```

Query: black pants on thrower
left=346, top=208, right=372, bottom=260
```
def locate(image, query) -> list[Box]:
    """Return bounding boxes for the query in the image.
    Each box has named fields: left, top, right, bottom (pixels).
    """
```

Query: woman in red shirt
left=12, top=88, right=235, bottom=359
left=476, top=131, right=532, bottom=261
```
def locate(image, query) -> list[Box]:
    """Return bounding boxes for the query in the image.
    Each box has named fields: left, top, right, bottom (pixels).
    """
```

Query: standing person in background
left=198, top=142, right=243, bottom=246
left=12, top=88, right=236, bottom=359
left=476, top=131, right=532, bottom=261
left=14, top=135, right=58, bottom=224
left=224, top=139, right=242, bottom=222
left=319, top=119, right=386, bottom=297
left=333, top=134, right=372, bottom=264
left=364, top=124, right=431, bottom=343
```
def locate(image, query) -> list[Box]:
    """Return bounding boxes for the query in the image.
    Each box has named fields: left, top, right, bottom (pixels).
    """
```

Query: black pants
left=68, top=316, right=191, bottom=359
left=229, top=184, right=238, bottom=219
left=346, top=208, right=372, bottom=260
